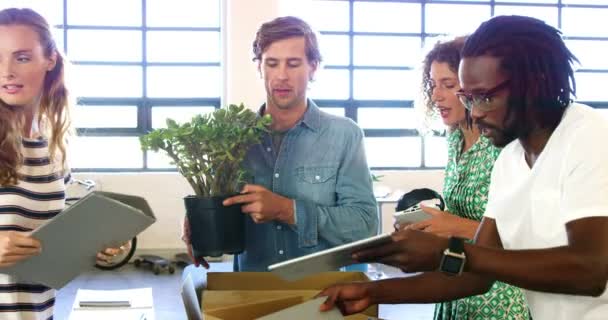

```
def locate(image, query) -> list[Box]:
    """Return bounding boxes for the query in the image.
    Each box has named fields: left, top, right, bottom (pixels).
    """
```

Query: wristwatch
left=440, top=236, right=466, bottom=276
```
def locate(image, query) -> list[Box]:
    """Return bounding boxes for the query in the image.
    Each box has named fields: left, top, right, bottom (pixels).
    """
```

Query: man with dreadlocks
left=318, top=15, right=608, bottom=320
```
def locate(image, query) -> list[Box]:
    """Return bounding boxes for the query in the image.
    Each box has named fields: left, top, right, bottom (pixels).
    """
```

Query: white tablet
left=393, top=205, right=431, bottom=224
left=268, top=233, right=392, bottom=281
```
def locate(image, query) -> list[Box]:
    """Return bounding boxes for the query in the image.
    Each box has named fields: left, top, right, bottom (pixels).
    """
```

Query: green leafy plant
left=371, top=173, right=384, bottom=183
left=140, top=104, right=272, bottom=197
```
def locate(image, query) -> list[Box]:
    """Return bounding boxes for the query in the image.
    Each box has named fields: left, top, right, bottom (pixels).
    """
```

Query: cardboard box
left=201, top=272, right=379, bottom=320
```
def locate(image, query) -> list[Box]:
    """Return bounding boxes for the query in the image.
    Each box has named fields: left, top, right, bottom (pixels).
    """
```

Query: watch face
left=442, top=255, right=463, bottom=274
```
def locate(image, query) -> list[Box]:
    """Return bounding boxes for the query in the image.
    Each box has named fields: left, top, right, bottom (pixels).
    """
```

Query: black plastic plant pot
left=184, top=195, right=245, bottom=259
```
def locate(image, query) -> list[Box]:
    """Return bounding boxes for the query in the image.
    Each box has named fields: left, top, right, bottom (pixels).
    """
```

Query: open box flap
left=204, top=296, right=303, bottom=320
left=202, top=290, right=318, bottom=310
left=201, top=272, right=378, bottom=319
left=205, top=272, right=369, bottom=291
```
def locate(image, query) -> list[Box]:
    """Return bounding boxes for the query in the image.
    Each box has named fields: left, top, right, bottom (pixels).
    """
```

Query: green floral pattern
left=434, top=129, right=530, bottom=320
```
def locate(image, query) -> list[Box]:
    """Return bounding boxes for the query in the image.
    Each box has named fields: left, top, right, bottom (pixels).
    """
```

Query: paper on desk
left=69, top=288, right=154, bottom=320
left=69, top=309, right=153, bottom=320
left=73, top=288, right=154, bottom=309
left=0, top=191, right=156, bottom=289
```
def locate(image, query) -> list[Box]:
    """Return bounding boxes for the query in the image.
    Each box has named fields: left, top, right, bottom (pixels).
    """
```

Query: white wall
left=223, top=0, right=332, bottom=108
left=222, top=0, right=278, bottom=108
left=72, top=0, right=446, bottom=251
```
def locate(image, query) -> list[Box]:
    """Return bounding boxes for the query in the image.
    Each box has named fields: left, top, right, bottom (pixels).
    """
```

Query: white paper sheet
left=69, top=288, right=155, bottom=320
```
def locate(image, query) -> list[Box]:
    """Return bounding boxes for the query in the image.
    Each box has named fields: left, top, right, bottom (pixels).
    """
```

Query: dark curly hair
left=420, top=36, right=467, bottom=131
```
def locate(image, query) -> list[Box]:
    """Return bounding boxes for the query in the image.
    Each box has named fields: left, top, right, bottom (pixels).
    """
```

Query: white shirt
left=485, top=103, right=608, bottom=320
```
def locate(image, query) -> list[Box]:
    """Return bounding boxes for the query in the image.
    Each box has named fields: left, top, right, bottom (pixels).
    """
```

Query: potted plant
left=371, top=173, right=390, bottom=198
left=140, top=104, right=272, bottom=259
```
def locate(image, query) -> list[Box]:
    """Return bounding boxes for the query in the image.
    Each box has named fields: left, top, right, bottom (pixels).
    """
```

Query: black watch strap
left=448, top=236, right=465, bottom=253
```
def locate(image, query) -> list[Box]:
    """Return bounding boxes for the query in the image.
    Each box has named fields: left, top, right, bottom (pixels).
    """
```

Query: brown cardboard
left=201, top=272, right=378, bottom=319
left=205, top=271, right=370, bottom=290
left=204, top=296, right=304, bottom=320
left=203, top=290, right=319, bottom=310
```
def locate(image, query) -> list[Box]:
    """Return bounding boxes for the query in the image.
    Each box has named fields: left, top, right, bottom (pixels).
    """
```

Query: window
left=293, top=0, right=608, bottom=169
left=11, top=0, right=222, bottom=171
left=6, top=0, right=607, bottom=171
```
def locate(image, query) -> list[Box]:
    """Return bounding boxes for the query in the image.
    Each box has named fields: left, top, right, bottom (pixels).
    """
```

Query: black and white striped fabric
left=0, top=137, right=69, bottom=320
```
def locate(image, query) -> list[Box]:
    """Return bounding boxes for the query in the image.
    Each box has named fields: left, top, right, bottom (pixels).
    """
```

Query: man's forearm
left=467, top=244, right=606, bottom=296
left=368, top=272, right=492, bottom=305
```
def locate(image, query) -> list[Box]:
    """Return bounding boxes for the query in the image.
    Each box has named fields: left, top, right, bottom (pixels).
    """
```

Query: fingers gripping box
left=201, top=272, right=379, bottom=320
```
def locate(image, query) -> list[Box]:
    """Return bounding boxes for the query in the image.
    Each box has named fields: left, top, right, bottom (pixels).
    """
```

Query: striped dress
left=0, top=137, right=69, bottom=320
left=434, top=129, right=530, bottom=320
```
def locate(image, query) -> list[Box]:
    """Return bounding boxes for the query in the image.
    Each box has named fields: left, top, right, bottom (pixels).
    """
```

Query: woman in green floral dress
left=410, top=37, right=530, bottom=319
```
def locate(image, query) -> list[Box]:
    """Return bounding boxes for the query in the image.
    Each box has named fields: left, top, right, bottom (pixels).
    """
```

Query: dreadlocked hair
left=462, top=15, right=578, bottom=132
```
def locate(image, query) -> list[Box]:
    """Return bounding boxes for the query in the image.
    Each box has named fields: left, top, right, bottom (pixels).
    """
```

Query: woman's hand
left=96, top=241, right=131, bottom=264
left=0, top=231, right=41, bottom=267
left=407, top=205, right=479, bottom=239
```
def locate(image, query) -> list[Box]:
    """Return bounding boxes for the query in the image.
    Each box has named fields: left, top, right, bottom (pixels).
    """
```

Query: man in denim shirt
left=221, top=16, right=378, bottom=271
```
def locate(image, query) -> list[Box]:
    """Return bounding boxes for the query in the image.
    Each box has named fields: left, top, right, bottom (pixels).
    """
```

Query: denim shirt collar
left=257, top=99, right=321, bottom=133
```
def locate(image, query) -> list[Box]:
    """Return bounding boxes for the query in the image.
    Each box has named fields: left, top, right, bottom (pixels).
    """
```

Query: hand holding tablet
left=268, top=233, right=392, bottom=281
left=393, top=204, right=432, bottom=225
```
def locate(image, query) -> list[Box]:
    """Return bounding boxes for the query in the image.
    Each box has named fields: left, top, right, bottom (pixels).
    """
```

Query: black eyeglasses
left=455, top=80, right=510, bottom=112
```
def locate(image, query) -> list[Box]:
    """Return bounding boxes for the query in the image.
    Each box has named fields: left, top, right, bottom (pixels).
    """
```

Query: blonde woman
left=0, top=8, right=125, bottom=319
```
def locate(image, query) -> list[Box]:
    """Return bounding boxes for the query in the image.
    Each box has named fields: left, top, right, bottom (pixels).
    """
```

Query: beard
left=476, top=119, right=518, bottom=148
left=476, top=101, right=533, bottom=148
